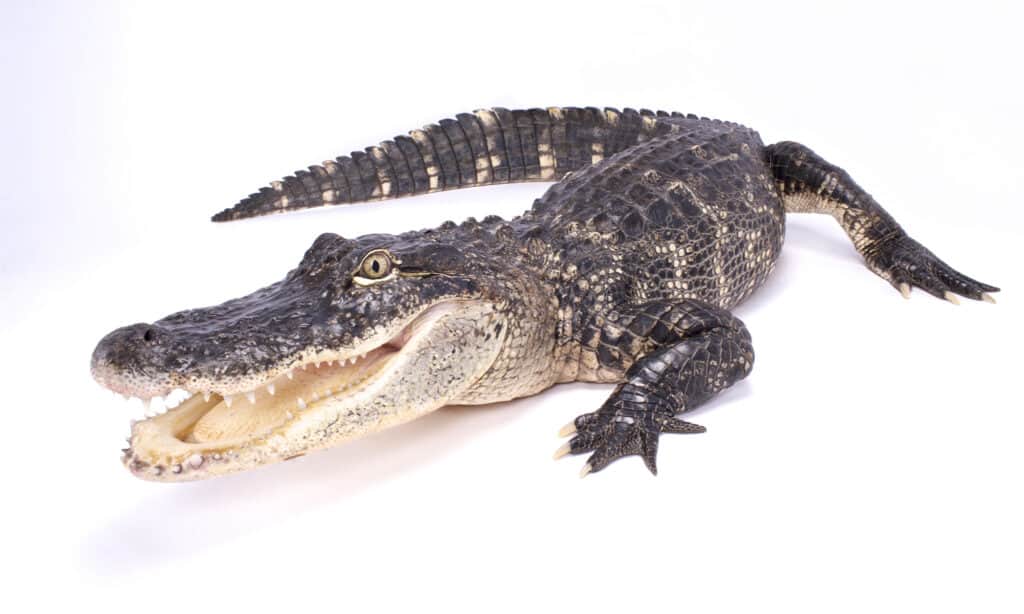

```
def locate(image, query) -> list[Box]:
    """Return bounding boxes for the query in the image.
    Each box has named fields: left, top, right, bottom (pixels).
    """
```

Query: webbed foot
left=866, top=234, right=999, bottom=303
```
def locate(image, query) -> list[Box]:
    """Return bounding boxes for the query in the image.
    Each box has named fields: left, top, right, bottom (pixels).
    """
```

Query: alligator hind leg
left=766, top=141, right=999, bottom=302
left=556, top=301, right=754, bottom=476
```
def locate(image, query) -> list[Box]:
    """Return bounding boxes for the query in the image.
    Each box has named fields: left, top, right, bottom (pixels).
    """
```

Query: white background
left=3, top=1, right=1022, bottom=611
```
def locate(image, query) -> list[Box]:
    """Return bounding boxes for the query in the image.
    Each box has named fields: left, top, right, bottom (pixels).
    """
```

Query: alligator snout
left=91, top=323, right=176, bottom=395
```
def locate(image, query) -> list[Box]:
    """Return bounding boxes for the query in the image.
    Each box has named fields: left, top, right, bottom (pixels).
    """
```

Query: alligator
left=91, top=107, right=998, bottom=482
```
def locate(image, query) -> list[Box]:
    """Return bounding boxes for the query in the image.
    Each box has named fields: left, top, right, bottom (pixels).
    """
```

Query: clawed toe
left=554, top=409, right=704, bottom=476
left=872, top=235, right=999, bottom=304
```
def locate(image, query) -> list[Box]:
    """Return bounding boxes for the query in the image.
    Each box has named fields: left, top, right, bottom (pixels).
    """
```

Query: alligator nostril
left=142, top=329, right=155, bottom=343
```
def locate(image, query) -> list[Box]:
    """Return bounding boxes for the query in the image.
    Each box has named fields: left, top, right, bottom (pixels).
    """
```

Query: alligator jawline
left=117, top=301, right=458, bottom=473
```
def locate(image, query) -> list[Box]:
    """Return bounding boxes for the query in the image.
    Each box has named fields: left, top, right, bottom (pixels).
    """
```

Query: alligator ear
left=399, top=244, right=464, bottom=272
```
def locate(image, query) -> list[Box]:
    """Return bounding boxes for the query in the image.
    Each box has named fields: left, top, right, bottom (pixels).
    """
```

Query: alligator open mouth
left=105, top=301, right=465, bottom=481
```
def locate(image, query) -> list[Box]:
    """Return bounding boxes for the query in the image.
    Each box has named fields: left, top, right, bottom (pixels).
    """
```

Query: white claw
left=553, top=443, right=571, bottom=460
left=558, top=421, right=577, bottom=437
left=944, top=291, right=960, bottom=305
left=982, top=293, right=996, bottom=304
left=245, top=391, right=257, bottom=404
left=223, top=395, right=234, bottom=408
left=266, top=383, right=276, bottom=396
left=579, top=463, right=593, bottom=478
left=898, top=282, right=911, bottom=299
left=296, top=397, right=307, bottom=410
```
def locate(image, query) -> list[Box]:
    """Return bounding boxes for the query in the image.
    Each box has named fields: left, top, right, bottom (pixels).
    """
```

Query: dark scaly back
left=521, top=118, right=786, bottom=366
left=212, top=107, right=700, bottom=221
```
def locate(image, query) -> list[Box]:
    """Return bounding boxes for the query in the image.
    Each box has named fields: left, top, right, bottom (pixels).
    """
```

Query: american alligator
left=91, top=107, right=998, bottom=482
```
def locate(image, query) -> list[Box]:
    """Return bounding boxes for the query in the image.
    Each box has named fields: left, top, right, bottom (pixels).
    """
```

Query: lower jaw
left=120, top=301, right=470, bottom=481
left=119, top=300, right=501, bottom=482
left=123, top=350, right=400, bottom=481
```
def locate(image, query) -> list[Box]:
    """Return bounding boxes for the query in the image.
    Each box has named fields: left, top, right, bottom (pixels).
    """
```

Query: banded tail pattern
left=212, top=107, right=699, bottom=222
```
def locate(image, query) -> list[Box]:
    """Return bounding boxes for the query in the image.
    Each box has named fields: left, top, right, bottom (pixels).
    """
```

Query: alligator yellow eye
left=353, top=250, right=396, bottom=285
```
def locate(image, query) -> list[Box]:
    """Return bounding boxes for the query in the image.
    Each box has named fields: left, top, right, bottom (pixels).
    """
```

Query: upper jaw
left=111, top=299, right=505, bottom=481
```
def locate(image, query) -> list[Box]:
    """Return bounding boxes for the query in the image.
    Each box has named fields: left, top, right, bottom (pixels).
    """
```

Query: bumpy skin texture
left=93, top=107, right=998, bottom=478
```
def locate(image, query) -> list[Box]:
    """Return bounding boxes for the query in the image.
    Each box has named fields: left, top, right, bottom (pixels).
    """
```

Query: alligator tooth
left=223, top=395, right=234, bottom=408
left=316, top=361, right=323, bottom=368
left=296, top=397, right=307, bottom=410
left=348, top=356, right=357, bottom=365
left=285, top=411, right=294, bottom=421
left=286, top=371, right=294, bottom=380
left=187, top=453, right=204, bottom=468
left=203, top=391, right=211, bottom=402
left=360, top=353, right=367, bottom=360
left=266, top=383, right=276, bottom=396
left=311, top=391, right=320, bottom=401
left=246, top=391, right=257, bottom=404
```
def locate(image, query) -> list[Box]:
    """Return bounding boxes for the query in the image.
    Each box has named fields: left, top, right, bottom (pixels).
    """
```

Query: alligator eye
left=354, top=249, right=395, bottom=284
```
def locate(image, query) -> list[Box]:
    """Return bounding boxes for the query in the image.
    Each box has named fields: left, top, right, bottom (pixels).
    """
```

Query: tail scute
left=212, top=106, right=697, bottom=222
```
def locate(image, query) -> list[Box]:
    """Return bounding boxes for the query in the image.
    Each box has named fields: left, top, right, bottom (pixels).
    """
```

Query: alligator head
left=91, top=231, right=521, bottom=481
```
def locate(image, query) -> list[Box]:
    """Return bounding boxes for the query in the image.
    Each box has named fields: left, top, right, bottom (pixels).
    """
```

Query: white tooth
left=246, top=391, right=256, bottom=404
left=203, top=391, right=211, bottom=402
left=349, top=356, right=357, bottom=365
left=187, top=453, right=203, bottom=468
left=141, top=397, right=152, bottom=411
left=223, top=395, right=234, bottom=408
left=311, top=391, right=320, bottom=401
left=286, top=371, right=294, bottom=380
left=361, top=353, right=367, bottom=360
left=316, top=361, right=322, bottom=368
left=296, top=397, right=307, bottom=410
left=267, top=383, right=276, bottom=396
left=285, top=411, right=294, bottom=420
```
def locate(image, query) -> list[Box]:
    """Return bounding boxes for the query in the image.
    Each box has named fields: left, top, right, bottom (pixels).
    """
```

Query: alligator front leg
left=556, top=301, right=754, bottom=476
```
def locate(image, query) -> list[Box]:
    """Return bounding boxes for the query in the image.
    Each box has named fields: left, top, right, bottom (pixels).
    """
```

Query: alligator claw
left=867, top=234, right=999, bottom=302
left=560, top=405, right=705, bottom=476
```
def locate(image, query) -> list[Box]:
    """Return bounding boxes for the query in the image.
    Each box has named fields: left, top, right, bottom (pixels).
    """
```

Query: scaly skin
left=91, top=107, right=998, bottom=481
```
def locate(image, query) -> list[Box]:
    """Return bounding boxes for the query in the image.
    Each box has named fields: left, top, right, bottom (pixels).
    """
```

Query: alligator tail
left=212, top=107, right=695, bottom=222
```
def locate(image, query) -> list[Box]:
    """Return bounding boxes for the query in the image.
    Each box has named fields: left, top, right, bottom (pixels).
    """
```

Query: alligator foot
left=866, top=234, right=1000, bottom=303
left=555, top=404, right=705, bottom=476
